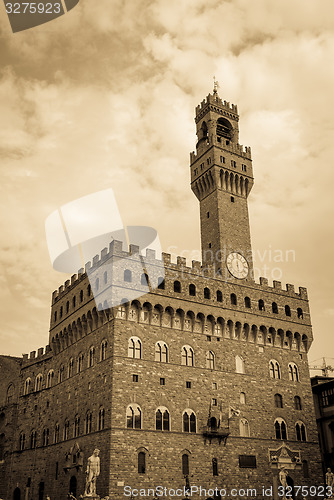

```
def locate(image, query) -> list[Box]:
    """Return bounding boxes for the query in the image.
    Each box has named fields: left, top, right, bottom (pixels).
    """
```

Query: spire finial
left=213, top=76, right=219, bottom=95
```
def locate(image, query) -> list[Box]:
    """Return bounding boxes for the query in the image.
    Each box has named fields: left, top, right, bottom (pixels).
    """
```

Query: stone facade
left=0, top=91, right=323, bottom=500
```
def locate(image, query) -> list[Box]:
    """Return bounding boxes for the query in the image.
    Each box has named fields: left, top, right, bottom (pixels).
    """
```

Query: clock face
left=226, top=252, right=249, bottom=279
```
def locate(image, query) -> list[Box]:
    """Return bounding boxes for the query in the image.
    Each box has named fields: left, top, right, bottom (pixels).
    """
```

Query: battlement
left=195, top=93, right=238, bottom=117
left=190, top=139, right=252, bottom=163
left=22, top=344, right=52, bottom=366
left=51, top=239, right=308, bottom=304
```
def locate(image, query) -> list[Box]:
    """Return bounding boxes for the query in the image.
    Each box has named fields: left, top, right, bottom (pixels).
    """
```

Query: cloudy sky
left=0, top=0, right=333, bottom=371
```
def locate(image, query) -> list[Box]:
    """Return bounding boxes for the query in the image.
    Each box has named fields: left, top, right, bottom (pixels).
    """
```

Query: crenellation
left=71, top=274, right=77, bottom=285
left=85, top=261, right=91, bottom=271
left=37, top=347, right=44, bottom=357
left=162, top=252, right=171, bottom=264
left=29, top=351, right=36, bottom=359
left=64, top=279, right=70, bottom=289
left=145, top=248, right=156, bottom=260
left=286, top=283, right=295, bottom=294
left=273, top=281, right=282, bottom=290
left=93, top=255, right=99, bottom=266
left=259, top=277, right=269, bottom=286
left=101, top=247, right=108, bottom=259
left=299, top=287, right=308, bottom=299
left=58, top=285, right=64, bottom=294
left=129, top=244, right=139, bottom=255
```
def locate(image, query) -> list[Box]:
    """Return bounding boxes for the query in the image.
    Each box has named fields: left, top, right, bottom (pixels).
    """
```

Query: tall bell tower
left=190, top=83, right=254, bottom=281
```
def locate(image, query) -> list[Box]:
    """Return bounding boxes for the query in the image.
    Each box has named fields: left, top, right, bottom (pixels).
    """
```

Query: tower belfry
left=190, top=89, right=254, bottom=281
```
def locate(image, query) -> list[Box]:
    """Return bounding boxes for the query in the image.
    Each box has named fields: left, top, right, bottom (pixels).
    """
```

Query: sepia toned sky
left=0, top=0, right=333, bottom=370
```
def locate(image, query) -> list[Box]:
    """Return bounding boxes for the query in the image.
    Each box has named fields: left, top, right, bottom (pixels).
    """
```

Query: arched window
left=155, top=342, right=168, bottom=363
left=156, top=407, right=170, bottom=431
left=174, top=281, right=181, bottom=293
left=124, top=269, right=132, bottom=282
left=24, top=378, right=32, bottom=395
left=54, top=310, right=57, bottom=322
left=294, top=396, right=302, bottom=410
left=259, top=299, right=265, bottom=311
left=138, top=451, right=146, bottom=474
left=64, top=420, right=70, bottom=440
left=30, top=430, right=37, bottom=449
left=60, top=306, right=63, bottom=318
left=285, top=305, right=291, bottom=317
left=6, top=384, right=14, bottom=404
left=183, top=410, right=196, bottom=433
left=206, top=351, right=215, bottom=370
left=80, top=290, right=84, bottom=302
left=296, top=422, right=307, bottom=441
left=204, top=287, right=211, bottom=299
left=274, top=394, right=283, bottom=408
left=244, top=297, right=251, bottom=308
left=275, top=418, right=287, bottom=440
left=54, top=423, right=60, bottom=444
left=85, top=411, right=92, bottom=434
left=189, top=284, right=196, bottom=296
left=87, top=284, right=91, bottom=297
left=126, top=405, right=142, bottom=429
left=68, top=358, right=74, bottom=378
left=236, top=355, right=245, bottom=374
left=212, top=457, right=218, bottom=476
left=240, top=418, right=250, bottom=437
left=272, top=302, right=278, bottom=314
left=19, top=432, right=25, bottom=451
left=95, top=277, right=99, bottom=291
left=72, top=295, right=76, bottom=308
left=297, top=308, right=303, bottom=319
left=104, top=271, right=108, bottom=284
left=231, top=293, right=237, bottom=305
left=288, top=363, right=299, bottom=382
left=141, top=273, right=149, bottom=286
left=42, top=428, right=49, bottom=447
left=269, top=360, right=281, bottom=379
left=182, top=453, right=189, bottom=476
left=216, top=290, right=223, bottom=302
left=77, top=353, right=84, bottom=373
left=88, top=346, right=95, bottom=367
left=74, top=415, right=80, bottom=438
left=58, top=365, right=64, bottom=383
left=46, top=370, right=54, bottom=388
left=66, top=301, right=69, bottom=314
left=35, top=374, right=43, bottom=392
left=101, top=339, right=107, bottom=361
left=98, top=407, right=105, bottom=431
left=128, top=337, right=142, bottom=359
left=240, top=392, right=246, bottom=404
left=181, top=346, right=194, bottom=367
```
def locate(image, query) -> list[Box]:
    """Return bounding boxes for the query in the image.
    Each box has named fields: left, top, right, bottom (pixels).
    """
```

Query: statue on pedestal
left=84, top=449, right=100, bottom=497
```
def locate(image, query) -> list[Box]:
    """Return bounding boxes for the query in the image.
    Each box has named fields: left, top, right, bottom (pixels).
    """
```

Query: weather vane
left=213, top=76, right=220, bottom=94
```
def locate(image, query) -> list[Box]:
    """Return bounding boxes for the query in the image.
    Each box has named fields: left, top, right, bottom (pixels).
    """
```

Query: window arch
left=189, top=284, right=196, bottom=296
left=126, top=404, right=142, bottom=429
left=141, top=273, right=149, bottom=286
left=181, top=346, right=194, bottom=367
left=183, top=410, right=196, bottom=433
left=68, top=358, right=74, bottom=378
left=77, top=353, right=84, bottom=373
left=6, top=384, right=14, bottom=404
left=80, top=290, right=84, bottom=302
left=19, top=432, right=25, bottom=451
left=274, top=394, right=283, bottom=408
left=216, top=290, right=223, bottom=302
left=124, top=269, right=132, bottom=282
left=100, top=339, right=107, bottom=361
left=288, top=363, right=299, bottom=382
left=138, top=451, right=146, bottom=474
left=88, top=346, right=95, bottom=367
left=30, top=430, right=37, bottom=449
left=258, top=299, right=265, bottom=311
left=95, top=277, right=99, bottom=291
left=275, top=418, right=287, bottom=440
left=98, top=407, right=105, bottom=431
left=236, top=355, right=245, bottom=374
left=74, top=415, right=80, bottom=438
left=104, top=271, right=108, bottom=284
left=231, top=293, right=237, bottom=305
left=174, top=281, right=181, bottom=293
left=272, top=302, right=278, bottom=314
left=285, top=305, right=291, bottom=317
left=24, top=378, right=31, bottom=395
left=157, top=277, right=165, bottom=289
left=87, top=284, right=91, bottom=296
left=296, top=421, right=307, bottom=441
left=297, top=308, right=303, bottom=319
left=85, top=411, right=92, bottom=434
left=54, top=423, right=60, bottom=444
left=155, top=342, right=168, bottom=363
left=244, top=297, right=251, bottom=308
left=294, top=396, right=302, bottom=410
left=182, top=453, right=189, bottom=476
left=240, top=418, right=250, bottom=437
left=58, top=364, right=64, bottom=383
left=269, top=360, right=281, bottom=379
left=64, top=420, right=70, bottom=440
left=66, top=301, right=69, bottom=314
left=240, top=392, right=246, bottom=404
left=156, top=407, right=170, bottom=431
left=128, top=337, right=142, bottom=359
left=72, top=295, right=76, bottom=308
left=35, top=374, right=43, bottom=392
left=204, top=287, right=211, bottom=299
left=46, top=370, right=54, bottom=388
left=206, top=351, right=215, bottom=370
left=42, top=428, right=49, bottom=446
